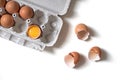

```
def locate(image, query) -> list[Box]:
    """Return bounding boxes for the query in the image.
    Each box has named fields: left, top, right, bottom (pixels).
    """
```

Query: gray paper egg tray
left=0, top=0, right=71, bottom=51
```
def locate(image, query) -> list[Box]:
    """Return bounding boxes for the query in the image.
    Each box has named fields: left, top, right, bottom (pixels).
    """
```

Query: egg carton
left=0, top=0, right=71, bottom=51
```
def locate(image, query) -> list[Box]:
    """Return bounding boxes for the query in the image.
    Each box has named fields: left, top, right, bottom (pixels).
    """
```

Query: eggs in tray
left=0, top=0, right=63, bottom=51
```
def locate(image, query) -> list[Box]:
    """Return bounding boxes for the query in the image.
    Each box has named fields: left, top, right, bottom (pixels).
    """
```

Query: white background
left=0, top=0, right=120, bottom=80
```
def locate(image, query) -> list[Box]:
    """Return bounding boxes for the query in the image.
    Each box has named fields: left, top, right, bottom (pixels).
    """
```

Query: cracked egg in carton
left=0, top=0, right=71, bottom=51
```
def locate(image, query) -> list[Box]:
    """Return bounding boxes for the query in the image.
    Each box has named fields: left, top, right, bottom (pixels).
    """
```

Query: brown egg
left=19, top=6, right=34, bottom=20
left=0, top=0, right=6, bottom=7
left=0, top=14, right=15, bottom=28
left=88, top=46, right=102, bottom=62
left=64, top=52, right=80, bottom=68
left=5, top=1, right=20, bottom=14
left=75, top=23, right=90, bottom=40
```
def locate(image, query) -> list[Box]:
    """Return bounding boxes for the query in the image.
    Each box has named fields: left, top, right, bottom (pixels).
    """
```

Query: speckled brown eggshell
left=0, top=0, right=6, bottom=7
left=69, top=52, right=80, bottom=64
left=5, top=0, right=20, bottom=14
left=75, top=23, right=90, bottom=40
left=88, top=46, right=102, bottom=62
left=19, top=6, right=34, bottom=20
left=64, top=52, right=80, bottom=68
left=0, top=14, right=15, bottom=28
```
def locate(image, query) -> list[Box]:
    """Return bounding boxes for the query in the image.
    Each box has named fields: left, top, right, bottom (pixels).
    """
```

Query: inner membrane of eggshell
left=89, top=52, right=101, bottom=61
left=64, top=55, right=75, bottom=68
left=77, top=30, right=89, bottom=40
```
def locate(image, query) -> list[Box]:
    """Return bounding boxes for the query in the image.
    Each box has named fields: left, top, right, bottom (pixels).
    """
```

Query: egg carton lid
left=21, top=0, right=71, bottom=15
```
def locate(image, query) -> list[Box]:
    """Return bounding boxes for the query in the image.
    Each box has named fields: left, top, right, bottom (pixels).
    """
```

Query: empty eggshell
left=64, top=52, right=80, bottom=68
left=19, top=6, right=34, bottom=20
left=0, top=0, right=6, bottom=7
left=5, top=0, right=20, bottom=14
left=88, top=46, right=102, bottom=62
left=75, top=23, right=90, bottom=40
left=0, top=14, right=15, bottom=28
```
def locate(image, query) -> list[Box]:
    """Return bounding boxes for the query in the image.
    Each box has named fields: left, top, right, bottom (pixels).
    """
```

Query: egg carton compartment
left=0, top=0, right=71, bottom=51
left=41, top=15, right=63, bottom=45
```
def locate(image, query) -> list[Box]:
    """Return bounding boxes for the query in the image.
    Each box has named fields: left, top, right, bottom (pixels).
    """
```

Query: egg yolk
left=27, top=25, right=42, bottom=39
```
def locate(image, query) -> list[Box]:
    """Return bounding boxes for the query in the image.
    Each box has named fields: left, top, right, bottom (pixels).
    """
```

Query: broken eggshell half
left=64, top=52, right=80, bottom=68
left=88, top=46, right=102, bottom=62
left=75, top=23, right=90, bottom=40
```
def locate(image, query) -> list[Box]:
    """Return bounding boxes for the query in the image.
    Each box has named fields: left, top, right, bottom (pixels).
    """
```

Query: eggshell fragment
left=75, top=23, right=90, bottom=40
left=88, top=46, right=102, bottom=62
left=0, top=0, right=6, bottom=7
left=64, top=52, right=80, bottom=68
left=5, top=1, right=20, bottom=14
left=19, top=6, right=34, bottom=20
left=0, top=14, right=15, bottom=28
